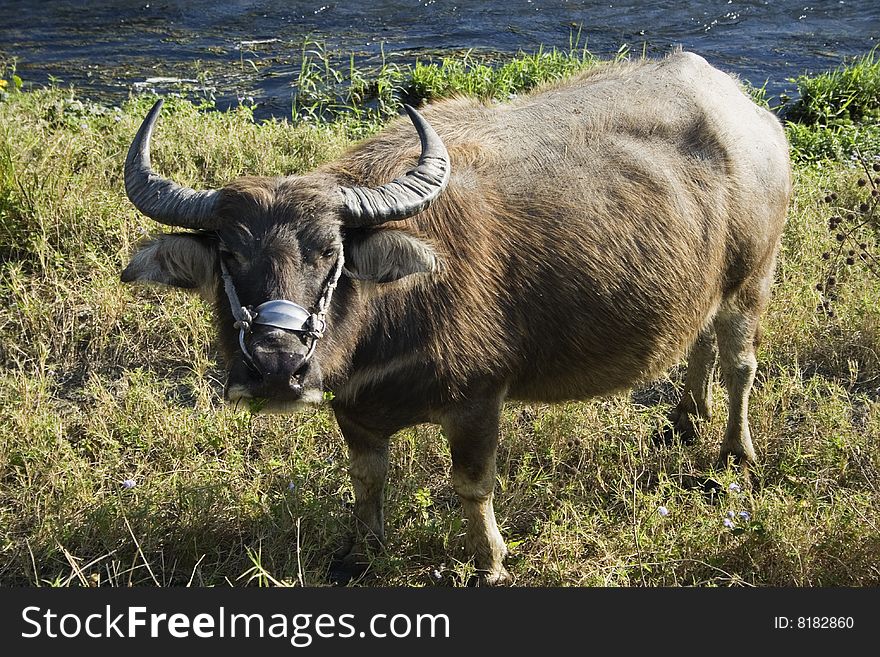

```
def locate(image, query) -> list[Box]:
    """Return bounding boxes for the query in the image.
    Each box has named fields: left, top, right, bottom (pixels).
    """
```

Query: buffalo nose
left=250, top=347, right=307, bottom=391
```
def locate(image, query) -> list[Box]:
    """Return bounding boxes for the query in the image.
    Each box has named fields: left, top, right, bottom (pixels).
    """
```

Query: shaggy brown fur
left=122, top=51, right=791, bottom=585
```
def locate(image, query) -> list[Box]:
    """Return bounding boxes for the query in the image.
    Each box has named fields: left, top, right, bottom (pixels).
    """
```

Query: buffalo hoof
left=676, top=473, right=723, bottom=503
left=327, top=561, right=365, bottom=586
left=652, top=406, right=703, bottom=447
left=327, top=553, right=371, bottom=586
left=651, top=421, right=696, bottom=447
left=483, top=566, right=513, bottom=586
left=699, top=475, right=724, bottom=500
left=466, top=566, right=512, bottom=587
left=327, top=539, right=377, bottom=586
left=716, top=453, right=756, bottom=490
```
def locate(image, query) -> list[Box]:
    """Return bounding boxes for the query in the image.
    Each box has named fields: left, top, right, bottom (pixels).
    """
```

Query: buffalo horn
left=340, top=104, right=450, bottom=226
left=125, top=99, right=220, bottom=229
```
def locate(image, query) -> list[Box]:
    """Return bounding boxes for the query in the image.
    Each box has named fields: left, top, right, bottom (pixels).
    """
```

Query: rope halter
left=219, top=249, right=345, bottom=374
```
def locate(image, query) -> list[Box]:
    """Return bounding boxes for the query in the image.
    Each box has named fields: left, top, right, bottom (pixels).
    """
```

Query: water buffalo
left=121, top=51, right=791, bottom=585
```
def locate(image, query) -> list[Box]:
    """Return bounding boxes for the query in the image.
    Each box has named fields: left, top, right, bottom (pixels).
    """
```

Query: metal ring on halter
left=238, top=327, right=252, bottom=366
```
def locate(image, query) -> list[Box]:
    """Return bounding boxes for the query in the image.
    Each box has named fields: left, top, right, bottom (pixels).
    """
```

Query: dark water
left=1, top=1, right=878, bottom=118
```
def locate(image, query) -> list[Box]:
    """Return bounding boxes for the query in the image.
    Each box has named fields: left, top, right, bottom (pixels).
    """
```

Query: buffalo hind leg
left=331, top=411, right=390, bottom=582
left=663, top=326, right=718, bottom=444
left=714, top=302, right=761, bottom=469
left=441, top=394, right=510, bottom=585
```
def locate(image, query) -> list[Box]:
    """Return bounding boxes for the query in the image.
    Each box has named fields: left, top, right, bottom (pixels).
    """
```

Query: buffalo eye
left=320, top=247, right=337, bottom=259
left=219, top=247, right=245, bottom=266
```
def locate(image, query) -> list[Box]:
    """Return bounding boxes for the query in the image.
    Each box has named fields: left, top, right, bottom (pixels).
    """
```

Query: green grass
left=784, top=48, right=880, bottom=127
left=1, top=48, right=879, bottom=587
left=406, top=41, right=606, bottom=103
left=782, top=48, right=880, bottom=162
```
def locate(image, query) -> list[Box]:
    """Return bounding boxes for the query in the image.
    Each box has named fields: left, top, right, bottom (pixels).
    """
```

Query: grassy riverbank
left=1, top=47, right=879, bottom=586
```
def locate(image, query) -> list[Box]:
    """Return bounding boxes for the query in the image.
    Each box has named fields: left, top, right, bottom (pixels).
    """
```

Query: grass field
left=1, top=47, right=879, bottom=587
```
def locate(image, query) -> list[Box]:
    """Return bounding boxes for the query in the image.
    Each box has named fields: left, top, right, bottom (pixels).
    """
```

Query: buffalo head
left=121, top=99, right=449, bottom=410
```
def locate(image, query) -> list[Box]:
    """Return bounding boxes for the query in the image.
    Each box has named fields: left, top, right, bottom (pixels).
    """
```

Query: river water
left=1, top=1, right=877, bottom=118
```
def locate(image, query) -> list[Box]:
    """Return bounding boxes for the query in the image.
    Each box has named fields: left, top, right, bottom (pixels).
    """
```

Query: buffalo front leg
left=333, top=411, right=390, bottom=579
left=441, top=394, right=510, bottom=585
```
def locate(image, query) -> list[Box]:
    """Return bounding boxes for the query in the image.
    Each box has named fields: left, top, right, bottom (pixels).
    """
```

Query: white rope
left=302, top=249, right=345, bottom=363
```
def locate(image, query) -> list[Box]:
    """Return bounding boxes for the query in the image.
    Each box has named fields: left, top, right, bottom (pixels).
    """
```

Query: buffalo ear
left=121, top=233, right=217, bottom=296
left=343, top=229, right=440, bottom=283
